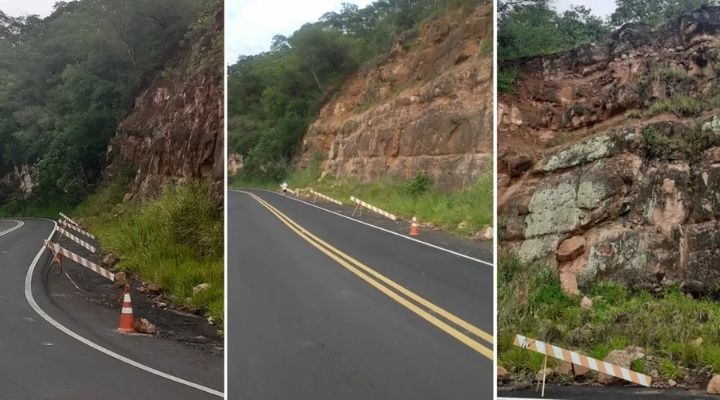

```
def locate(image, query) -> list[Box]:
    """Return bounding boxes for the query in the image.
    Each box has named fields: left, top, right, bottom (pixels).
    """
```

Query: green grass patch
left=75, top=181, right=224, bottom=329
left=232, top=161, right=493, bottom=237
left=498, top=253, right=720, bottom=377
left=644, top=95, right=708, bottom=118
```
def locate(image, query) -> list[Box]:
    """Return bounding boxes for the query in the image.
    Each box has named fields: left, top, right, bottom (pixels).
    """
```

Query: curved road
left=0, top=218, right=222, bottom=399
left=228, top=189, right=494, bottom=399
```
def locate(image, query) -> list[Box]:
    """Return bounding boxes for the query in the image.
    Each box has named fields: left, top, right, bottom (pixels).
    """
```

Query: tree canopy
left=0, top=0, right=213, bottom=206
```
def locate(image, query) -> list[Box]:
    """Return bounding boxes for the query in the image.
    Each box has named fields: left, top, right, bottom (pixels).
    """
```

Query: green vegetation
left=75, top=181, right=224, bottom=328
left=228, top=0, right=484, bottom=181
left=498, top=254, right=720, bottom=379
left=497, top=0, right=718, bottom=92
left=611, top=0, right=718, bottom=26
left=0, top=0, right=214, bottom=211
left=645, top=95, right=709, bottom=117
left=232, top=160, right=493, bottom=237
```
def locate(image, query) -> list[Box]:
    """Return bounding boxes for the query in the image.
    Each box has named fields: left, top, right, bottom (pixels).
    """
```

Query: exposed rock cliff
left=104, top=5, right=224, bottom=204
left=499, top=6, right=720, bottom=294
left=297, top=5, right=493, bottom=190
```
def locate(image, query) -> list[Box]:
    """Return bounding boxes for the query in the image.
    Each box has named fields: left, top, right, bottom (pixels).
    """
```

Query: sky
left=553, top=0, right=615, bottom=17
left=227, top=0, right=374, bottom=63
left=0, top=0, right=56, bottom=17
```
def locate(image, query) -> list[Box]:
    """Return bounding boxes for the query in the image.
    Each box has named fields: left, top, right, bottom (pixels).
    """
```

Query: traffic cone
left=118, top=289, right=135, bottom=333
left=409, top=216, right=420, bottom=236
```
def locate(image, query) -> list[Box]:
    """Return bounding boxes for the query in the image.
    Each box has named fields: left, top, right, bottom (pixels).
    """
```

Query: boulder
left=114, top=272, right=127, bottom=288
left=599, top=346, right=645, bottom=384
left=193, top=283, right=211, bottom=294
left=708, top=375, right=720, bottom=394
left=534, top=368, right=553, bottom=382
left=557, top=236, right=586, bottom=262
left=497, top=366, right=508, bottom=380
left=134, top=318, right=157, bottom=335
left=581, top=296, right=593, bottom=310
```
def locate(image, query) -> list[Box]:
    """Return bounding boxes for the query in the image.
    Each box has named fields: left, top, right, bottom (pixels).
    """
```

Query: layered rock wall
left=499, top=6, right=720, bottom=294
left=104, top=6, right=224, bottom=204
left=297, top=5, right=493, bottom=190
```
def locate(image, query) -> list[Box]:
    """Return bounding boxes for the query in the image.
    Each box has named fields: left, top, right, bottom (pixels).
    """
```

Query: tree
left=611, top=0, right=719, bottom=27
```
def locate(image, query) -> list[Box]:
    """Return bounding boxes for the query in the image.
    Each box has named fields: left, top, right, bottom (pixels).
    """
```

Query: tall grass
left=232, top=162, right=493, bottom=237
left=498, top=254, right=720, bottom=379
left=76, top=181, right=224, bottom=328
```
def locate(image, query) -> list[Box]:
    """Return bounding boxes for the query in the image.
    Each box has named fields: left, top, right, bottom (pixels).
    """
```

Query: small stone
left=581, top=296, right=593, bottom=310
left=134, top=318, right=157, bottom=335
left=114, top=272, right=127, bottom=288
left=534, top=368, right=553, bottom=382
left=102, top=252, right=119, bottom=268
left=497, top=366, right=508, bottom=380
left=156, top=302, right=167, bottom=308
left=145, top=282, right=161, bottom=295
left=554, top=361, right=572, bottom=375
left=193, top=283, right=210, bottom=294
left=559, top=271, right=580, bottom=296
left=668, top=379, right=677, bottom=387
left=477, top=226, right=493, bottom=241
left=708, top=375, right=720, bottom=394
left=557, top=236, right=586, bottom=262
left=573, top=364, right=590, bottom=378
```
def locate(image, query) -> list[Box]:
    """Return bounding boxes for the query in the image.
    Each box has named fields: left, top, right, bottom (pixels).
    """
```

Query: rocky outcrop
left=499, top=6, right=720, bottom=294
left=0, top=165, right=36, bottom=203
left=104, top=5, right=224, bottom=204
left=297, top=5, right=493, bottom=190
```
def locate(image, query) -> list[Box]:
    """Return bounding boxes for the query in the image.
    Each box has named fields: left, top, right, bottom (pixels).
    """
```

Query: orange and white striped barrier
left=118, top=289, right=135, bottom=333
left=59, top=212, right=80, bottom=227
left=44, top=240, right=115, bottom=282
left=57, top=227, right=97, bottom=253
left=350, top=196, right=397, bottom=221
left=310, top=189, right=343, bottom=205
left=58, top=219, right=96, bottom=240
left=514, top=335, right=652, bottom=387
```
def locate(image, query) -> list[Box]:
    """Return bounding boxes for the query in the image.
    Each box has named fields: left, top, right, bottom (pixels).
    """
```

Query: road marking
left=235, top=188, right=493, bottom=267
left=0, top=220, right=24, bottom=237
left=25, top=219, right=224, bottom=397
left=242, top=191, right=493, bottom=359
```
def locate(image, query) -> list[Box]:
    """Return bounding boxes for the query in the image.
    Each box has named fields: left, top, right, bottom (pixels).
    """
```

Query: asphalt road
left=228, top=189, right=494, bottom=400
left=0, top=218, right=222, bottom=399
left=500, top=385, right=720, bottom=399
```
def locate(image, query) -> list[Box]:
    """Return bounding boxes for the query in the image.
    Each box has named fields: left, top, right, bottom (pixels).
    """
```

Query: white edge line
left=0, top=219, right=24, bottom=236
left=24, top=219, right=224, bottom=398
left=234, top=189, right=494, bottom=267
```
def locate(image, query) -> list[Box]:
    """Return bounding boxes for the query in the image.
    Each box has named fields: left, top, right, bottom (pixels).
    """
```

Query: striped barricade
left=44, top=240, right=115, bottom=282
left=59, top=212, right=80, bottom=227
left=310, top=189, right=343, bottom=206
left=514, top=334, right=652, bottom=387
left=58, top=219, right=96, bottom=240
left=57, top=227, right=97, bottom=253
left=350, top=196, right=397, bottom=221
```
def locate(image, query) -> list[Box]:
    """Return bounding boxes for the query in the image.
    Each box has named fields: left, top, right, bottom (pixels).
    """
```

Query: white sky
left=227, top=0, right=374, bottom=62
left=553, top=0, right=615, bottom=17
left=0, top=0, right=56, bottom=17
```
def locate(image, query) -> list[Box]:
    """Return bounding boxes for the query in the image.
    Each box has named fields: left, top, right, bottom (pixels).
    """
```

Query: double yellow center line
left=243, top=191, right=493, bottom=360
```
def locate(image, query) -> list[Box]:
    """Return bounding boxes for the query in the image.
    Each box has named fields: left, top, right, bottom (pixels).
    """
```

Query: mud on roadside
left=51, top=227, right=223, bottom=356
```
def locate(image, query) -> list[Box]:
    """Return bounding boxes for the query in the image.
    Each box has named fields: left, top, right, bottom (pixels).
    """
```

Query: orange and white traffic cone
left=118, top=289, right=135, bottom=333
left=409, top=216, right=420, bottom=236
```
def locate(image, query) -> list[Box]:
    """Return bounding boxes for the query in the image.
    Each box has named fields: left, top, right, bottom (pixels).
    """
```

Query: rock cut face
left=103, top=6, right=224, bottom=206
left=297, top=5, right=493, bottom=191
left=499, top=6, right=720, bottom=294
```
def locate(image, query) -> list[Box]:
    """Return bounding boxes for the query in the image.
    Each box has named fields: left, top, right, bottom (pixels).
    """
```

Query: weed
left=498, top=253, right=720, bottom=380
left=76, top=181, right=224, bottom=328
